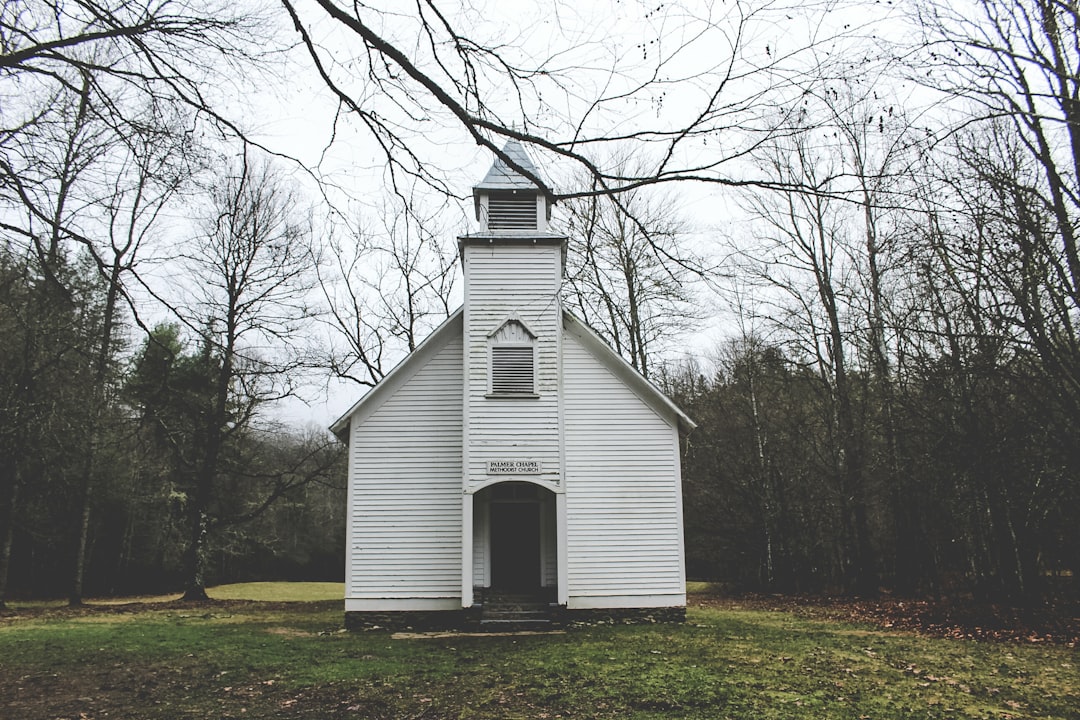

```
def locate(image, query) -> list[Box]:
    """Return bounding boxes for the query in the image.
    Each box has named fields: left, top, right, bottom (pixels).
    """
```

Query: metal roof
left=474, top=139, right=546, bottom=193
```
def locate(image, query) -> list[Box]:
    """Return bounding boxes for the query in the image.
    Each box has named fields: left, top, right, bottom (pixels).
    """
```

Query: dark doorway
left=490, top=502, right=541, bottom=591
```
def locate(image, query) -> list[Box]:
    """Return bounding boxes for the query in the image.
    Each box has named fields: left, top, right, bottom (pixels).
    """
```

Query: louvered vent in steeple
left=488, top=191, right=537, bottom=230
left=489, top=319, right=536, bottom=395
left=491, top=346, right=535, bottom=394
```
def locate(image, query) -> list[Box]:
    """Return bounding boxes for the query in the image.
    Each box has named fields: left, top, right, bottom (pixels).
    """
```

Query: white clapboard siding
left=463, top=244, right=563, bottom=485
left=347, top=329, right=463, bottom=601
left=562, top=328, right=685, bottom=604
left=541, top=498, right=557, bottom=586
left=472, top=498, right=489, bottom=587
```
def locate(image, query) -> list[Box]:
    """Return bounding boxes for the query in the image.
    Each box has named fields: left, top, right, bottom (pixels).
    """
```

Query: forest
left=1, top=0, right=1078, bottom=608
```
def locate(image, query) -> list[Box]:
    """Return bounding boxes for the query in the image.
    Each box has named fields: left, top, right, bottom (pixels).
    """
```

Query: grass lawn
left=2, top=581, right=347, bottom=609
left=0, top=584, right=1076, bottom=719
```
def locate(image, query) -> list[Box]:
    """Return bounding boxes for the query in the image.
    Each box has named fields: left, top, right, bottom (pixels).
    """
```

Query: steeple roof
left=464, top=139, right=563, bottom=239
left=474, top=139, right=547, bottom=193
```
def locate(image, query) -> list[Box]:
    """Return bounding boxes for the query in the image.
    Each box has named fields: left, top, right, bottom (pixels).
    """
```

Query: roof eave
left=328, top=308, right=465, bottom=442
left=562, top=311, right=696, bottom=432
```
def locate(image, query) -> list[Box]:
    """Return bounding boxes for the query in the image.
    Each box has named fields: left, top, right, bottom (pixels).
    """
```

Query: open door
left=490, top=501, right=541, bottom=591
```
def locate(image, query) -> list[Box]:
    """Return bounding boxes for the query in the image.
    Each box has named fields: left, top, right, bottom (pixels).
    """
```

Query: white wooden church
left=331, top=141, right=694, bottom=629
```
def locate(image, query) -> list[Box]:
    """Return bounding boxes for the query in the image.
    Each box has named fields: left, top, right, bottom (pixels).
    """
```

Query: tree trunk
left=69, top=493, right=92, bottom=606
left=812, top=206, right=873, bottom=595
left=0, top=481, right=19, bottom=611
left=69, top=261, right=122, bottom=606
left=181, top=505, right=211, bottom=601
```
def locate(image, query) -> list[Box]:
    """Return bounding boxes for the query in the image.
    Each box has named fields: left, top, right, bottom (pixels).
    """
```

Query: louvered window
left=488, top=192, right=537, bottom=230
left=489, top=319, right=537, bottom=396
left=491, top=346, right=535, bottom=394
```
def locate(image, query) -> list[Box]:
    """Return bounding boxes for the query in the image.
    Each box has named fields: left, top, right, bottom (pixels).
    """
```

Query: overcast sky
left=238, top=0, right=917, bottom=427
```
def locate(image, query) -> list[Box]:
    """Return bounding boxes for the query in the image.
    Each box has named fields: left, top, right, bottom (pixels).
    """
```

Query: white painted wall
left=462, top=243, right=563, bottom=488
left=540, top=496, right=557, bottom=587
left=345, top=323, right=463, bottom=610
left=342, top=221, right=688, bottom=612
left=562, top=327, right=686, bottom=608
left=472, top=497, right=489, bottom=587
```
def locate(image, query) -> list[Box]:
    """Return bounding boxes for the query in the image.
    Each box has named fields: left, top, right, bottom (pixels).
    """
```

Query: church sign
left=486, top=459, right=542, bottom=475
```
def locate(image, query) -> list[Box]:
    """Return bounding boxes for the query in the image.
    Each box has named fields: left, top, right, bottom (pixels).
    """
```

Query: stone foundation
left=345, top=604, right=685, bottom=631
left=345, top=607, right=480, bottom=632
left=556, top=606, right=686, bottom=626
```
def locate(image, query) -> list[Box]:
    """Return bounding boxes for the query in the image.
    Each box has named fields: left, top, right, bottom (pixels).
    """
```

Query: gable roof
left=329, top=309, right=463, bottom=442
left=562, top=312, right=696, bottom=433
left=328, top=307, right=695, bottom=442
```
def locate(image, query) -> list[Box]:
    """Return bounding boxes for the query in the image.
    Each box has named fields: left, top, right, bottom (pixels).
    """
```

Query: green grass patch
left=1, top=586, right=1076, bottom=719
left=686, top=580, right=725, bottom=594
left=207, top=581, right=344, bottom=602
left=3, top=596, right=157, bottom=611
left=2, top=581, right=344, bottom=611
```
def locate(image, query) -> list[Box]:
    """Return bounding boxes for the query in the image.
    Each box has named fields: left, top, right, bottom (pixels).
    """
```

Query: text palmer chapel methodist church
left=331, top=142, right=695, bottom=630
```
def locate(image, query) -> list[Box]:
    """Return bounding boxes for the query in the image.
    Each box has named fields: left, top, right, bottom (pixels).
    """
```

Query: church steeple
left=457, top=139, right=567, bottom=532
left=470, top=139, right=555, bottom=235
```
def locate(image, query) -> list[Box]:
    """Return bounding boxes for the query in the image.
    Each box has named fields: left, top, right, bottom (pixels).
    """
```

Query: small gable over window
left=489, top=319, right=536, bottom=396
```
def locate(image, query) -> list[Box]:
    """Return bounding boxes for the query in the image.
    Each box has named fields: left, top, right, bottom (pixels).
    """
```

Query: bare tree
left=1, top=0, right=260, bottom=239
left=559, top=162, right=701, bottom=378
left=897, top=1, right=1080, bottom=599
left=718, top=290, right=791, bottom=589
left=736, top=123, right=878, bottom=593
left=317, top=190, right=458, bottom=388
left=68, top=107, right=197, bottom=606
left=899, top=115, right=1076, bottom=601
left=170, top=153, right=319, bottom=600
left=913, top=0, right=1080, bottom=421
left=0, top=71, right=192, bottom=607
left=1, top=1, right=251, bottom=604
left=279, top=0, right=880, bottom=200
left=811, top=80, right=928, bottom=593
